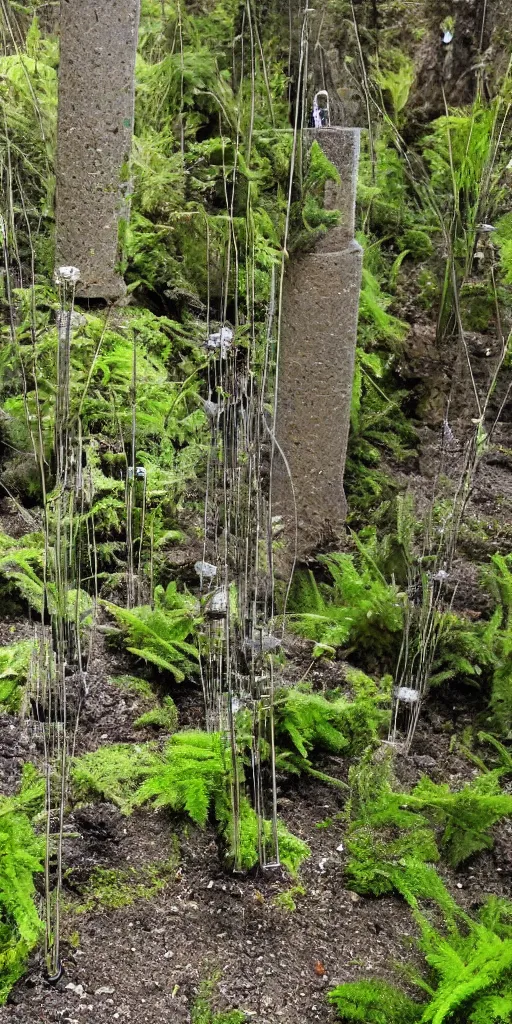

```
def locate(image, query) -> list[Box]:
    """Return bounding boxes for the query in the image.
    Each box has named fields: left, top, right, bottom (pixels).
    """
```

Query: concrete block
left=55, top=0, right=140, bottom=300
left=305, top=128, right=360, bottom=249
left=273, top=128, right=362, bottom=564
left=274, top=240, right=363, bottom=558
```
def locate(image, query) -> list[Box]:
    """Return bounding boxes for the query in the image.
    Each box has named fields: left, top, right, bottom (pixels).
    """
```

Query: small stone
left=55, top=265, right=81, bottom=285
left=66, top=983, right=85, bottom=997
left=204, top=586, right=228, bottom=619
left=395, top=686, right=420, bottom=704
left=336, top=842, right=344, bottom=853
left=413, top=755, right=437, bottom=770
left=95, top=987, right=114, bottom=995
left=206, top=326, right=233, bottom=356
left=194, top=561, right=217, bottom=582
left=164, top=951, right=173, bottom=959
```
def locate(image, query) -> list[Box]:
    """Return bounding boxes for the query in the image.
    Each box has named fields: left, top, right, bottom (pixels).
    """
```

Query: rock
left=65, top=983, right=85, bottom=997
left=413, top=754, right=437, bottom=769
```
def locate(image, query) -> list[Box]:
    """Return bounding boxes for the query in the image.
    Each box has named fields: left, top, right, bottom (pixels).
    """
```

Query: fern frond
left=106, top=593, right=199, bottom=681
left=0, top=765, right=45, bottom=1004
left=71, top=743, right=160, bottom=813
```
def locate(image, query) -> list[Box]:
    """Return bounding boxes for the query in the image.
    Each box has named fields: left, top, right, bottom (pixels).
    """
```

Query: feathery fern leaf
left=0, top=765, right=45, bottom=1004
left=403, top=772, right=512, bottom=868
left=328, top=978, right=422, bottom=1023
left=0, top=639, right=36, bottom=711
left=71, top=743, right=160, bottom=814
left=106, top=584, right=199, bottom=681
left=288, top=551, right=404, bottom=658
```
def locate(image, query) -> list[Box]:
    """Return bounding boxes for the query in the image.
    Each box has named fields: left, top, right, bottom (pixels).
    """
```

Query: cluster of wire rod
left=197, top=303, right=281, bottom=870
left=27, top=268, right=87, bottom=981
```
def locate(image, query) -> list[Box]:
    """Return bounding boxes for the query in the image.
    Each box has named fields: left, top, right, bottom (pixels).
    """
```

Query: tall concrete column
left=55, top=0, right=140, bottom=300
left=273, top=128, right=362, bottom=563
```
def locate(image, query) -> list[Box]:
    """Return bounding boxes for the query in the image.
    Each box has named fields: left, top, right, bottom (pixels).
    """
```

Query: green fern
left=288, top=550, right=404, bottom=658
left=273, top=677, right=390, bottom=785
left=0, top=765, right=45, bottom=1005
left=0, top=532, right=45, bottom=613
left=133, top=731, right=229, bottom=826
left=274, top=689, right=351, bottom=760
left=217, top=795, right=310, bottom=877
left=343, top=752, right=457, bottom=917
left=71, top=743, right=161, bottom=814
left=416, top=900, right=512, bottom=1023
left=0, top=639, right=35, bottom=712
left=402, top=772, right=512, bottom=868
left=106, top=583, right=199, bottom=681
left=480, top=554, right=512, bottom=736
left=134, top=696, right=179, bottom=731
left=477, top=733, right=512, bottom=773
left=329, top=979, right=422, bottom=1023
left=330, top=897, right=512, bottom=1023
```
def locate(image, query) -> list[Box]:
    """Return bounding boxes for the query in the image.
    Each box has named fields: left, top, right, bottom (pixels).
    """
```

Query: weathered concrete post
left=55, top=0, right=140, bottom=300
left=273, top=128, right=362, bottom=563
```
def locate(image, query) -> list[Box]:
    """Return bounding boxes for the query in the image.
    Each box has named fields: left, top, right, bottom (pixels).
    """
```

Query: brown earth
left=0, top=618, right=510, bottom=1024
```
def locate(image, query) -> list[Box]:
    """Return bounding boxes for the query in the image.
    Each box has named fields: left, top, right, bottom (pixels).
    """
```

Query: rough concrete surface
left=274, top=128, right=362, bottom=563
left=274, top=240, right=363, bottom=560
left=55, top=0, right=140, bottom=300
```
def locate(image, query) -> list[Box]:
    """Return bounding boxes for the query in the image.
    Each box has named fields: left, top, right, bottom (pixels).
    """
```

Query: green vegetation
left=71, top=743, right=161, bottom=814
left=71, top=729, right=310, bottom=876
left=72, top=860, right=176, bottom=913
left=0, top=766, right=45, bottom=1005
left=191, top=972, right=245, bottom=1024
left=134, top=695, right=179, bottom=731
left=106, top=583, right=200, bottom=681
left=330, top=898, right=512, bottom=1023
left=0, top=639, right=35, bottom=712
left=343, top=749, right=512, bottom=917
left=287, top=549, right=404, bottom=659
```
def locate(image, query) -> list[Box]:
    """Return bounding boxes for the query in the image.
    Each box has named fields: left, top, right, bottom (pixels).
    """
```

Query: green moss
left=72, top=858, right=177, bottom=914
left=272, top=884, right=306, bottom=913
left=109, top=674, right=155, bottom=700
left=191, top=972, right=246, bottom=1024
left=134, top=696, right=179, bottom=731
left=460, top=281, right=495, bottom=331
left=398, top=228, right=433, bottom=260
left=0, top=639, right=35, bottom=712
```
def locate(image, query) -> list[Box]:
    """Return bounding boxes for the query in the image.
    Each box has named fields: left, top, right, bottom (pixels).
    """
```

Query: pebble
left=66, top=983, right=85, bottom=997
left=413, top=755, right=437, bottom=769
left=95, top=987, right=115, bottom=995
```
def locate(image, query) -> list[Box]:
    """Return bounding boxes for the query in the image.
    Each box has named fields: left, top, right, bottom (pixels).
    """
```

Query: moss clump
left=0, top=639, right=35, bottom=711
left=191, top=972, right=246, bottom=1024
left=272, top=884, right=306, bottom=913
left=109, top=674, right=156, bottom=700
left=72, top=858, right=177, bottom=913
left=134, top=696, right=179, bottom=731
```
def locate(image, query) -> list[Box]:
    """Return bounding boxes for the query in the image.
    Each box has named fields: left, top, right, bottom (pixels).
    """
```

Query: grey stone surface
left=306, top=128, right=360, bottom=249
left=274, top=128, right=362, bottom=563
left=56, top=0, right=140, bottom=300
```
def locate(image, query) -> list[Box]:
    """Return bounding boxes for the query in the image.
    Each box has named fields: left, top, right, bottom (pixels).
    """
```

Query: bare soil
left=1, top=629, right=510, bottom=1024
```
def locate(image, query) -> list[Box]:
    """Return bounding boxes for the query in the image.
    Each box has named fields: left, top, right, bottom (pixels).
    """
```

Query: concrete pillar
left=273, top=128, right=362, bottom=563
left=55, top=0, right=140, bottom=300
